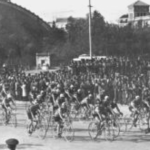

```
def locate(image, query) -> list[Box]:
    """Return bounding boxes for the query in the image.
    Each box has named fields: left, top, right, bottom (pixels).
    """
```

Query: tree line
left=49, top=10, right=150, bottom=65
left=0, top=8, right=150, bottom=67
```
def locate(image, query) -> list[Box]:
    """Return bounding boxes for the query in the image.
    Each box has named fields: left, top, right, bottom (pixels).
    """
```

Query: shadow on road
left=17, top=143, right=43, bottom=149
left=0, top=144, right=6, bottom=149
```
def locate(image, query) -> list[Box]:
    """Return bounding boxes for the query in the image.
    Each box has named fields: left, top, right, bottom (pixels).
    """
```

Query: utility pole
left=88, top=0, right=92, bottom=59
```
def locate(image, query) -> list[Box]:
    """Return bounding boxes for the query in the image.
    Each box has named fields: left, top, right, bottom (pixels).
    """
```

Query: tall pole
left=88, top=0, right=92, bottom=59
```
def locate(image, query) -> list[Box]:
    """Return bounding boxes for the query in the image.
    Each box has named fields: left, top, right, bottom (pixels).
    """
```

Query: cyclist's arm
left=74, top=95, right=80, bottom=104
left=97, top=110, right=102, bottom=121
left=58, top=108, right=65, bottom=120
left=108, top=105, right=115, bottom=116
left=11, top=98, right=16, bottom=107
left=3, top=100, right=7, bottom=109
left=114, top=103, right=123, bottom=115
left=30, top=111, right=35, bottom=120
left=52, top=94, right=56, bottom=105
left=86, top=101, right=90, bottom=109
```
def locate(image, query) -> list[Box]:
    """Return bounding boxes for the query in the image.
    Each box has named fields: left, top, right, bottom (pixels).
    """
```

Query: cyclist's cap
left=104, top=96, right=109, bottom=100
left=60, top=93, right=64, bottom=98
left=89, top=94, right=92, bottom=97
left=6, top=138, right=19, bottom=146
left=135, top=96, right=140, bottom=99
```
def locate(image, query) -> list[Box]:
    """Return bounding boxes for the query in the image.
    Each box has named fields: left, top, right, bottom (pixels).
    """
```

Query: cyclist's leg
left=2, top=105, right=8, bottom=123
left=54, top=116, right=62, bottom=137
left=27, top=111, right=34, bottom=133
left=33, top=115, right=39, bottom=130
left=7, top=106, right=12, bottom=121
left=133, top=110, right=139, bottom=127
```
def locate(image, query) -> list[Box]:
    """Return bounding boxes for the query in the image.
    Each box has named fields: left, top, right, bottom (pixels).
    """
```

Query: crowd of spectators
left=1, top=56, right=150, bottom=105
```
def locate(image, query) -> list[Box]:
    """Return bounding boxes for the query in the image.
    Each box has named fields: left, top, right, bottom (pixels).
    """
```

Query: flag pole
left=88, top=0, right=92, bottom=59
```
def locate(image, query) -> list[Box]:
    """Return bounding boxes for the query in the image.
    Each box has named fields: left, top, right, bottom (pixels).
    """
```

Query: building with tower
left=119, top=0, right=150, bottom=27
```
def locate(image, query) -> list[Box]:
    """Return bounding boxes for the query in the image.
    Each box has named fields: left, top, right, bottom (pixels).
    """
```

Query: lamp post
left=88, top=0, right=92, bottom=59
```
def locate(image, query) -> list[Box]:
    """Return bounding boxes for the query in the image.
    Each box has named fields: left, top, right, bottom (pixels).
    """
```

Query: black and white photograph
left=0, top=0, right=150, bottom=149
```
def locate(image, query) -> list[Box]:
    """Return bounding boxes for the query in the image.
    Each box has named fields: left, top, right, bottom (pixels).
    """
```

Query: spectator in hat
left=5, top=138, right=19, bottom=150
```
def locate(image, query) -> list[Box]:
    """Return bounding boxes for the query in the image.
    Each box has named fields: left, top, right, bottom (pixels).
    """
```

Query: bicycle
left=27, top=110, right=48, bottom=139
left=0, top=106, right=17, bottom=127
left=125, top=109, right=148, bottom=132
left=70, top=103, right=93, bottom=121
left=88, top=117, right=120, bottom=141
left=46, top=116, right=75, bottom=142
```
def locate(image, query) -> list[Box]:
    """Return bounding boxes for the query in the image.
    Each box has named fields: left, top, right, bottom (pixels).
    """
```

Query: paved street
left=0, top=102, right=150, bottom=150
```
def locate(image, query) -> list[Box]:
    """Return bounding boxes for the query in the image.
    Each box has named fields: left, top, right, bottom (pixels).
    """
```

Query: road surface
left=0, top=102, right=150, bottom=150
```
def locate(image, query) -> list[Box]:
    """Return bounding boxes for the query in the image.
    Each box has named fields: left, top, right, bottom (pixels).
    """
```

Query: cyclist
left=80, top=93, right=93, bottom=110
left=129, top=95, right=141, bottom=127
left=1, top=87, right=16, bottom=124
left=53, top=102, right=68, bottom=137
left=80, top=93, right=93, bottom=119
left=26, top=100, right=41, bottom=134
left=99, top=95, right=123, bottom=121
left=141, top=88, right=150, bottom=133
left=92, top=99, right=102, bottom=122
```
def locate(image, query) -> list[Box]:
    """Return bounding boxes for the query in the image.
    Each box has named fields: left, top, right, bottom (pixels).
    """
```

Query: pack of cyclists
left=1, top=56, right=150, bottom=136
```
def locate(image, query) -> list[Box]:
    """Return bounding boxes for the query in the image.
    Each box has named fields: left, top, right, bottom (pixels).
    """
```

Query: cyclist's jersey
left=110, top=101, right=118, bottom=109
left=29, top=104, right=40, bottom=116
left=1, top=93, right=13, bottom=107
left=93, top=105, right=100, bottom=114
left=29, top=91, right=37, bottom=100
left=130, top=99, right=141, bottom=108
left=68, top=88, right=75, bottom=96
left=56, top=97, right=65, bottom=107
left=81, top=97, right=89, bottom=105
left=76, top=93, right=83, bottom=102
left=54, top=107, right=67, bottom=118
left=99, top=100, right=112, bottom=115
left=36, top=94, right=45, bottom=104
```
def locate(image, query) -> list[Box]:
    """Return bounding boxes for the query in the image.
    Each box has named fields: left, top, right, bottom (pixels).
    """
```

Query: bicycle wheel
left=63, top=124, right=75, bottom=142
left=37, top=117, right=48, bottom=139
left=9, top=114, right=17, bottom=127
left=103, top=122, right=114, bottom=141
left=138, top=113, right=148, bottom=131
left=0, top=111, right=5, bottom=125
left=88, top=122, right=99, bottom=140
left=27, top=123, right=34, bottom=136
left=70, top=109, right=78, bottom=121
left=119, top=115, right=128, bottom=134
left=47, top=118, right=57, bottom=138
left=111, top=120, right=120, bottom=139
left=124, top=116, right=134, bottom=132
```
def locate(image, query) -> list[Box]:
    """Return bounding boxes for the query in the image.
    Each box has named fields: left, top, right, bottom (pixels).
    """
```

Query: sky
left=11, top=0, right=150, bottom=23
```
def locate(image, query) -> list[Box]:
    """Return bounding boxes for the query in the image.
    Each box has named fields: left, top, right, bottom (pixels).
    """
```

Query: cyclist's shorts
left=1, top=104, right=10, bottom=110
left=81, top=103, right=87, bottom=108
left=27, top=111, right=33, bottom=120
left=92, top=113, right=100, bottom=119
left=53, top=115, right=62, bottom=122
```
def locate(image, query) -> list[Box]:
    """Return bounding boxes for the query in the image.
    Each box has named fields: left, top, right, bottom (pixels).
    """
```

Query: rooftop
left=56, top=18, right=68, bottom=23
left=120, top=14, right=128, bottom=19
left=128, top=0, right=150, bottom=8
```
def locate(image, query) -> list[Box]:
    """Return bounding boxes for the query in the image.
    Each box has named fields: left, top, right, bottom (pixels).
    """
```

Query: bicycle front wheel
left=63, top=124, right=75, bottom=142
left=37, top=117, right=48, bottom=139
left=138, top=113, right=148, bottom=131
left=9, top=114, right=17, bottom=127
left=88, top=122, right=99, bottom=140
left=0, top=111, right=5, bottom=125
left=104, top=120, right=120, bottom=141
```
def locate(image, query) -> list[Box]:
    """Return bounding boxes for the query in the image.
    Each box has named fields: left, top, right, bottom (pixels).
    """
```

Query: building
left=48, top=17, right=84, bottom=29
left=119, top=0, right=150, bottom=27
left=36, top=53, right=51, bottom=70
left=48, top=18, right=68, bottom=29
